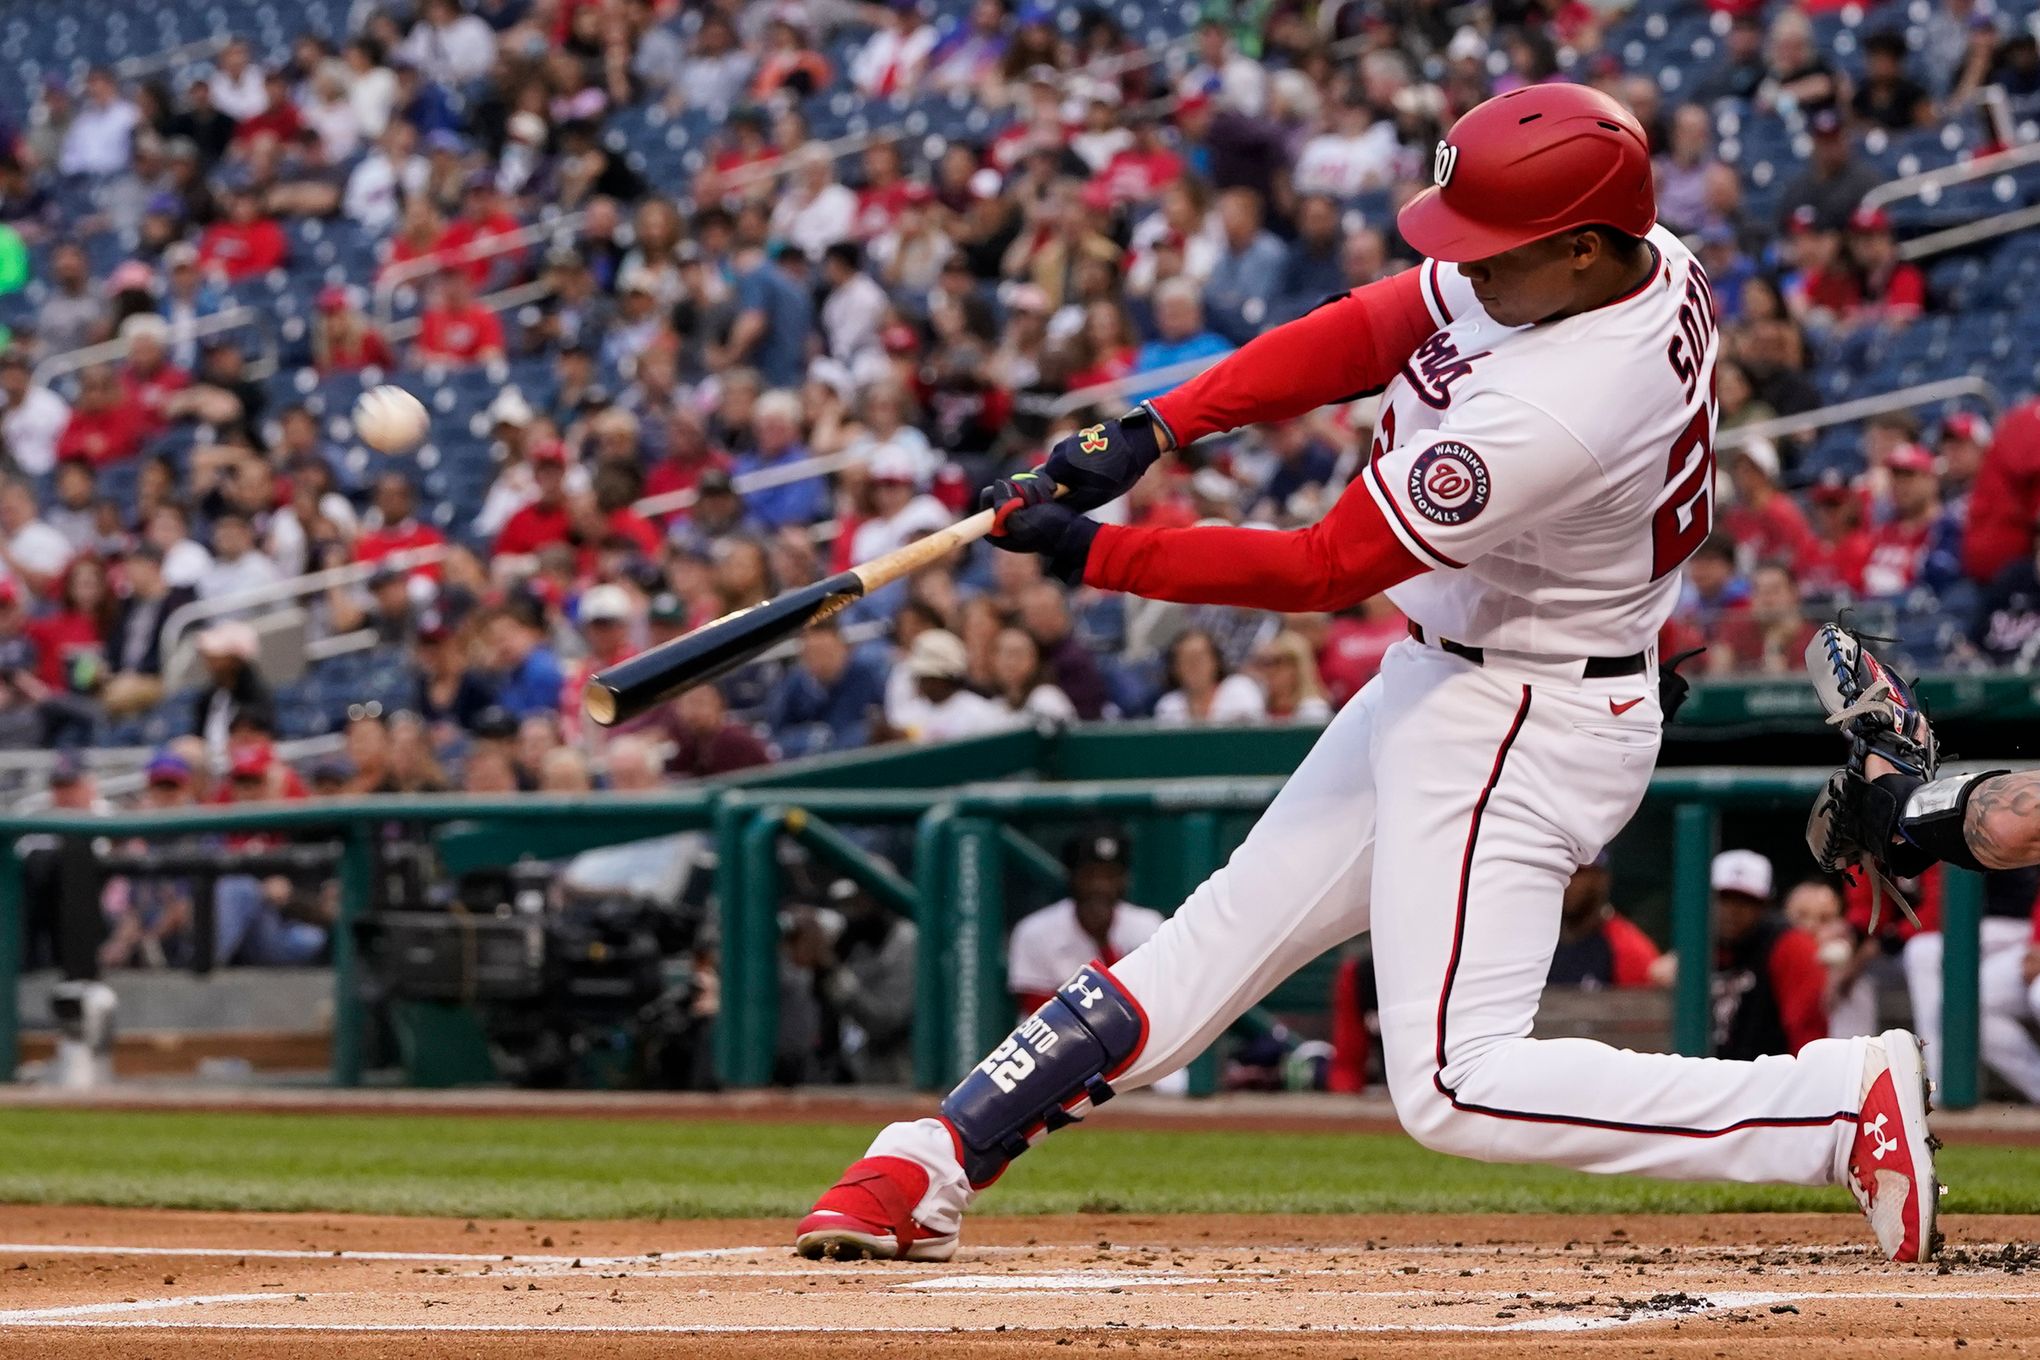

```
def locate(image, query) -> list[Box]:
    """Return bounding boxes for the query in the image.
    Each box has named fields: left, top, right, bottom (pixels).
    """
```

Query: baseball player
left=796, top=86, right=1939, bottom=1265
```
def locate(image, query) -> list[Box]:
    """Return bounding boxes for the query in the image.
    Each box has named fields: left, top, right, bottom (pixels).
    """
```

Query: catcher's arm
left=1803, top=623, right=2012, bottom=891
left=1949, top=767, right=2040, bottom=870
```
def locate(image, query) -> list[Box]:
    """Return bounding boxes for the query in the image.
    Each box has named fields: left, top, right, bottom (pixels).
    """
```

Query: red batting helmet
left=1397, top=84, right=1656, bottom=262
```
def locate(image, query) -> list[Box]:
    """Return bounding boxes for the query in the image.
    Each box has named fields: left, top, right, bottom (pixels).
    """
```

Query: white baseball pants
left=874, top=640, right=1867, bottom=1235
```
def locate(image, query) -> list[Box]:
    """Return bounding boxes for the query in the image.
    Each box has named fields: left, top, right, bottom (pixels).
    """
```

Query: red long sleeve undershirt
left=1147, top=267, right=1438, bottom=447
left=1085, top=473, right=1427, bottom=611
left=1086, top=267, right=1440, bottom=611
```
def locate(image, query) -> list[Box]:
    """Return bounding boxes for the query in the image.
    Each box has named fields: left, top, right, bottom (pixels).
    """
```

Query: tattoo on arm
left=1964, top=772, right=2040, bottom=871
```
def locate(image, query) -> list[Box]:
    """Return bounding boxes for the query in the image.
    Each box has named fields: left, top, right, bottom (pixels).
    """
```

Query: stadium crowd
left=0, top=0, right=2037, bottom=805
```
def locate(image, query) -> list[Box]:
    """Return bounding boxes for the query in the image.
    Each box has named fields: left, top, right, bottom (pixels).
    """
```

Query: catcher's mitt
left=1803, top=623, right=1940, bottom=928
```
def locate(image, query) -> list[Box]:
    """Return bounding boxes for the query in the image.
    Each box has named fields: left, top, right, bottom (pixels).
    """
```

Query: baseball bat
left=583, top=505, right=1000, bottom=728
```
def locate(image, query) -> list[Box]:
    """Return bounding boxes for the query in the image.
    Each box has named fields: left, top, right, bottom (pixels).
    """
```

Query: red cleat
left=794, top=1156, right=959, bottom=1262
left=1846, top=1029, right=1942, bottom=1263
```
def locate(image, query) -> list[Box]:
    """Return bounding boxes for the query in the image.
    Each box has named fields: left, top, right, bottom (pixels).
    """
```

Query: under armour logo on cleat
left=1865, top=1112, right=1900, bottom=1161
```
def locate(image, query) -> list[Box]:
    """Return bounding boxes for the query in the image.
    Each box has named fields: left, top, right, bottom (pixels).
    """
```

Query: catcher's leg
left=800, top=679, right=1385, bottom=1256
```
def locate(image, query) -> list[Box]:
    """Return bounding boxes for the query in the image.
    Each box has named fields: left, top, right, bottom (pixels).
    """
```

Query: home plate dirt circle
left=1, top=1206, right=2037, bottom=1358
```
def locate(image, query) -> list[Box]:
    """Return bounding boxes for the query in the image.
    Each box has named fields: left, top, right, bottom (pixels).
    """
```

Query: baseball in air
left=353, top=385, right=430, bottom=453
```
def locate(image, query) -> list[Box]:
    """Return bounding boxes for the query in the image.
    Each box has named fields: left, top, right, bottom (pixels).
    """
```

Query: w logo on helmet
left=1078, top=424, right=1109, bottom=455
left=1433, top=141, right=1460, bottom=188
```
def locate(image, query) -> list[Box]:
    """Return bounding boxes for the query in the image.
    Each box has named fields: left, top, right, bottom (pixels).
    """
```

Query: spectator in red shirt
left=852, top=141, right=916, bottom=241
left=1719, top=438, right=1817, bottom=573
left=1710, top=850, right=1827, bottom=1058
left=379, top=196, right=449, bottom=284
left=494, top=440, right=575, bottom=556
left=1100, top=113, right=1185, bottom=208
left=116, top=315, right=190, bottom=433
left=24, top=555, right=113, bottom=692
left=1547, top=855, right=1666, bottom=989
left=1780, top=207, right=1859, bottom=329
left=1801, top=470, right=1874, bottom=596
left=353, top=473, right=446, bottom=578
left=55, top=365, right=151, bottom=466
left=1317, top=596, right=1406, bottom=708
left=1964, top=396, right=2040, bottom=584
left=414, top=269, right=506, bottom=367
left=1853, top=442, right=1941, bottom=597
left=642, top=408, right=732, bottom=516
left=592, top=463, right=662, bottom=561
left=1713, top=560, right=1819, bottom=675
left=707, top=107, right=779, bottom=183
left=197, top=182, right=288, bottom=282
left=437, top=174, right=523, bottom=289
left=310, top=286, right=395, bottom=373
left=230, top=69, right=304, bottom=150
left=1846, top=205, right=1926, bottom=329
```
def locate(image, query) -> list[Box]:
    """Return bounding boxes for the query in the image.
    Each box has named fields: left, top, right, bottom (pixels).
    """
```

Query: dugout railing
left=0, top=731, right=1996, bottom=1109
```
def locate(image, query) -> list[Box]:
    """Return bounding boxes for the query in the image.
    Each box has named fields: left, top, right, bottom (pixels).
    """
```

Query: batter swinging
left=795, top=85, right=1940, bottom=1265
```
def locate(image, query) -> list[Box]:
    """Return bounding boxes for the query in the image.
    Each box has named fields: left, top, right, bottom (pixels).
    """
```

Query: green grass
left=0, top=1109, right=2033, bottom=1220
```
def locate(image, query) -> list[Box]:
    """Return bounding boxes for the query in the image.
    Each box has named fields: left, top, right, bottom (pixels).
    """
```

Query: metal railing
left=1716, top=376, right=1999, bottom=451
left=156, top=544, right=450, bottom=675
left=1051, top=350, right=1232, bottom=417
left=4, top=733, right=347, bottom=812
left=695, top=30, right=1198, bottom=204
left=1860, top=131, right=2040, bottom=212
left=631, top=447, right=872, bottom=520
left=383, top=279, right=558, bottom=344
left=112, top=35, right=229, bottom=83
left=372, top=218, right=583, bottom=327
left=31, top=306, right=276, bottom=389
left=1899, top=202, right=2040, bottom=260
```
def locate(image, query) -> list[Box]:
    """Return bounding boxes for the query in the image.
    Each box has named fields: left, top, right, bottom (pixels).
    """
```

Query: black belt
left=1408, top=622, right=1647, bottom=678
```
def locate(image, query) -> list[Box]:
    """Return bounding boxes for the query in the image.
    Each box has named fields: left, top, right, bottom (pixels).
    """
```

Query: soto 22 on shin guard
left=939, top=963, right=1146, bottom=1188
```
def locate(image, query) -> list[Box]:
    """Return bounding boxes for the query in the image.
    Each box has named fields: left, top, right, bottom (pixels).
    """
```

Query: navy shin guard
left=939, top=963, right=1148, bottom=1188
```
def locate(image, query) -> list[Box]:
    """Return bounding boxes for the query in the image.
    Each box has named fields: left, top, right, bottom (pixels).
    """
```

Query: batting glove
left=980, top=468, right=1058, bottom=522
left=1039, top=404, right=1168, bottom=512
left=986, top=499, right=1098, bottom=586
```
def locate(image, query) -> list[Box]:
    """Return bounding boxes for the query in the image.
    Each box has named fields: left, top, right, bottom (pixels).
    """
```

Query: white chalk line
left=0, top=1294, right=281, bottom=1322
left=890, top=1272, right=1219, bottom=1291
left=0, top=1242, right=763, bottom=1266
left=2, top=1287, right=2036, bottom=1335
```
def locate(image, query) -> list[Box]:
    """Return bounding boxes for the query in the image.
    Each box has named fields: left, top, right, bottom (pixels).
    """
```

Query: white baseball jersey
left=1365, top=225, right=1720, bottom=656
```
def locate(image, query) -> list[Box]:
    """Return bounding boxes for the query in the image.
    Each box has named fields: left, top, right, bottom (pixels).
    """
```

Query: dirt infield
left=1, top=1206, right=2037, bottom=1357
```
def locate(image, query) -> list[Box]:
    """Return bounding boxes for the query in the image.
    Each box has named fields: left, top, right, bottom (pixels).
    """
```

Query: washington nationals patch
left=1407, top=442, right=1491, bottom=526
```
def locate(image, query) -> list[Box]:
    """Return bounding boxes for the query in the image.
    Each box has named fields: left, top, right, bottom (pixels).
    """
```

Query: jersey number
left=1650, top=408, right=1713, bottom=580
